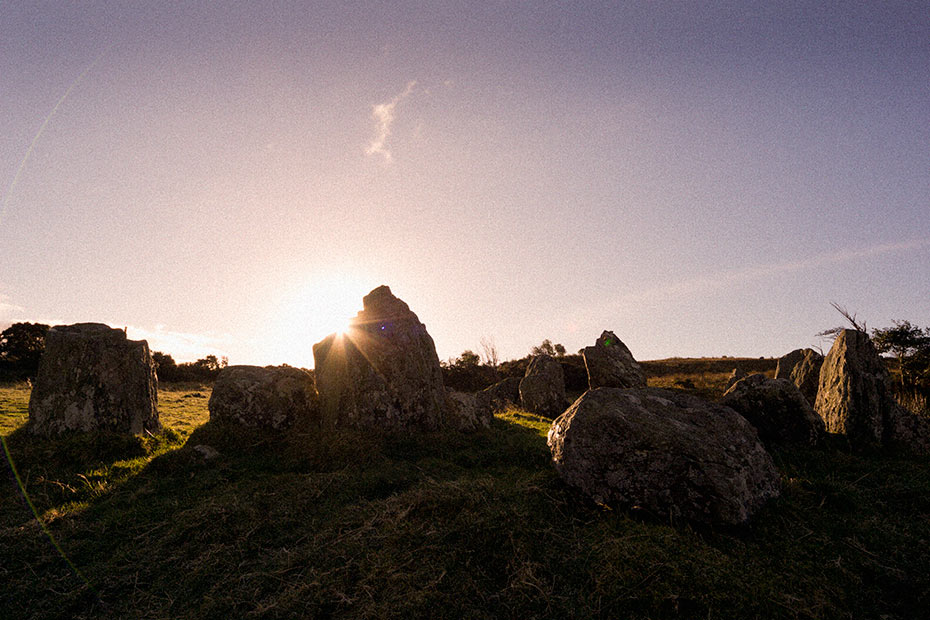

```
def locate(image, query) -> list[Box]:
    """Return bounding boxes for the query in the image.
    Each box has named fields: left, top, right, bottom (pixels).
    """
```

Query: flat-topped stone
left=28, top=323, right=160, bottom=436
left=208, top=365, right=318, bottom=430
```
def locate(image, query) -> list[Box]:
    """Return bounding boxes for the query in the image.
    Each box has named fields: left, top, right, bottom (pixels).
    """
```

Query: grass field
left=2, top=361, right=929, bottom=619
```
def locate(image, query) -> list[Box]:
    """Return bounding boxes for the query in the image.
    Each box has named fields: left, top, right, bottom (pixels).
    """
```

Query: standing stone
left=775, top=348, right=823, bottom=406
left=774, top=349, right=806, bottom=381
left=547, top=388, right=780, bottom=525
left=312, top=286, right=446, bottom=431
left=208, top=365, right=318, bottom=430
left=519, top=355, right=567, bottom=418
left=722, top=374, right=825, bottom=446
left=815, top=329, right=929, bottom=452
left=28, top=323, right=160, bottom=436
left=582, top=330, right=647, bottom=389
left=479, top=377, right=522, bottom=412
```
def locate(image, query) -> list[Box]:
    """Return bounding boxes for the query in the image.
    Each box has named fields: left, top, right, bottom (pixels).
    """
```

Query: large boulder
left=582, top=331, right=646, bottom=389
left=28, top=323, right=160, bottom=436
left=312, top=285, right=447, bottom=431
left=547, top=388, right=780, bottom=525
left=519, top=355, right=567, bottom=418
left=775, top=348, right=823, bottom=406
left=721, top=374, right=825, bottom=446
left=816, top=329, right=930, bottom=452
left=208, top=365, right=318, bottom=430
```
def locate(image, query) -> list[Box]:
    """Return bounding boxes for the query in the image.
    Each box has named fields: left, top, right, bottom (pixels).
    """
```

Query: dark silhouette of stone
left=816, top=329, right=929, bottom=452
left=582, top=330, right=646, bottom=389
left=722, top=374, right=825, bottom=446
left=519, top=355, right=566, bottom=418
left=775, top=348, right=823, bottom=406
left=312, top=286, right=446, bottom=431
left=208, top=365, right=318, bottom=430
left=479, top=377, right=521, bottom=412
left=547, top=387, right=779, bottom=525
left=28, top=323, right=160, bottom=436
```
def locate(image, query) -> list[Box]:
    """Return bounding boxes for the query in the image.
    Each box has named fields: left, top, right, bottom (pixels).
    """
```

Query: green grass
left=642, top=357, right=777, bottom=401
left=0, top=382, right=31, bottom=434
left=2, top=373, right=929, bottom=619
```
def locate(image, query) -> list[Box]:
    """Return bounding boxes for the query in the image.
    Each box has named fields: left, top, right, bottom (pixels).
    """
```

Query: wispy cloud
left=629, top=238, right=930, bottom=304
left=365, top=81, right=416, bottom=162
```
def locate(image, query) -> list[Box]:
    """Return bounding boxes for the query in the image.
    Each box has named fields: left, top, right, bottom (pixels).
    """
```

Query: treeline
left=150, top=352, right=228, bottom=383
left=0, top=322, right=226, bottom=383
left=441, top=339, right=588, bottom=393
left=0, top=322, right=48, bottom=381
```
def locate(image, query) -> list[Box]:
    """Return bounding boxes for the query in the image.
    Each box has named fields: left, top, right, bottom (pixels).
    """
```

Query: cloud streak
left=365, top=81, right=416, bottom=162
left=628, top=237, right=930, bottom=304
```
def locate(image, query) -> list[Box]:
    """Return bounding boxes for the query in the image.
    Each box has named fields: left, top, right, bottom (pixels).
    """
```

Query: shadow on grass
left=3, top=414, right=930, bottom=619
left=1, top=416, right=582, bottom=618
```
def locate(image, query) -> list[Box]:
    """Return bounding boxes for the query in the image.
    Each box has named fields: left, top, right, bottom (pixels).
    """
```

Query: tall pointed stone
left=816, top=329, right=929, bottom=452
left=312, top=286, right=446, bottom=431
left=582, top=331, right=646, bottom=389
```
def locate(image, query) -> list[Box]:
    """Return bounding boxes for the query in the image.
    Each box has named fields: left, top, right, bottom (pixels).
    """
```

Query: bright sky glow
left=1, top=3, right=928, bottom=366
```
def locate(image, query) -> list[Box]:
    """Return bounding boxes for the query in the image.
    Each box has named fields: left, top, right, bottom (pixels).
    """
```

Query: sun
left=269, top=275, right=369, bottom=368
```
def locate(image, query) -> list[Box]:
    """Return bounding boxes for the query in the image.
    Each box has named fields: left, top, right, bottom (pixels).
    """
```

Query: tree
left=816, top=302, right=868, bottom=341
left=452, top=350, right=480, bottom=368
left=531, top=339, right=555, bottom=357
left=152, top=351, right=179, bottom=381
left=872, top=320, right=930, bottom=387
left=479, top=336, right=500, bottom=369
left=441, top=349, right=498, bottom=392
left=0, top=322, right=50, bottom=379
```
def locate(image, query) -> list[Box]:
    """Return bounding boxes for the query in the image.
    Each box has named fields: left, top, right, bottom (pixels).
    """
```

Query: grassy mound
left=1, top=376, right=929, bottom=618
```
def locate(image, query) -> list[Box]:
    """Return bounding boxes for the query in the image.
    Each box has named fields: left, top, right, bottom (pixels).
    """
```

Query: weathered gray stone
left=582, top=331, right=646, bottom=389
left=312, top=286, right=447, bottom=431
left=886, top=404, right=930, bottom=453
left=547, top=388, right=780, bottom=525
left=479, top=377, right=522, bottom=412
left=208, top=365, right=318, bottom=430
left=446, top=389, right=493, bottom=432
left=722, top=374, right=825, bottom=446
left=28, top=323, right=160, bottom=436
left=519, top=355, right=567, bottom=418
left=816, top=329, right=929, bottom=452
left=775, top=348, right=823, bottom=406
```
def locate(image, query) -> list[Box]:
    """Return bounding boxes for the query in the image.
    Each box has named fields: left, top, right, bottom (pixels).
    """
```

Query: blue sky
left=2, top=2, right=928, bottom=367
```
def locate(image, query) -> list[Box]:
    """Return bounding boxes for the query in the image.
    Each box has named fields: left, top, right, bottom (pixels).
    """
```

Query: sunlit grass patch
left=0, top=382, right=32, bottom=435
left=157, top=383, right=211, bottom=438
left=494, top=406, right=553, bottom=437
